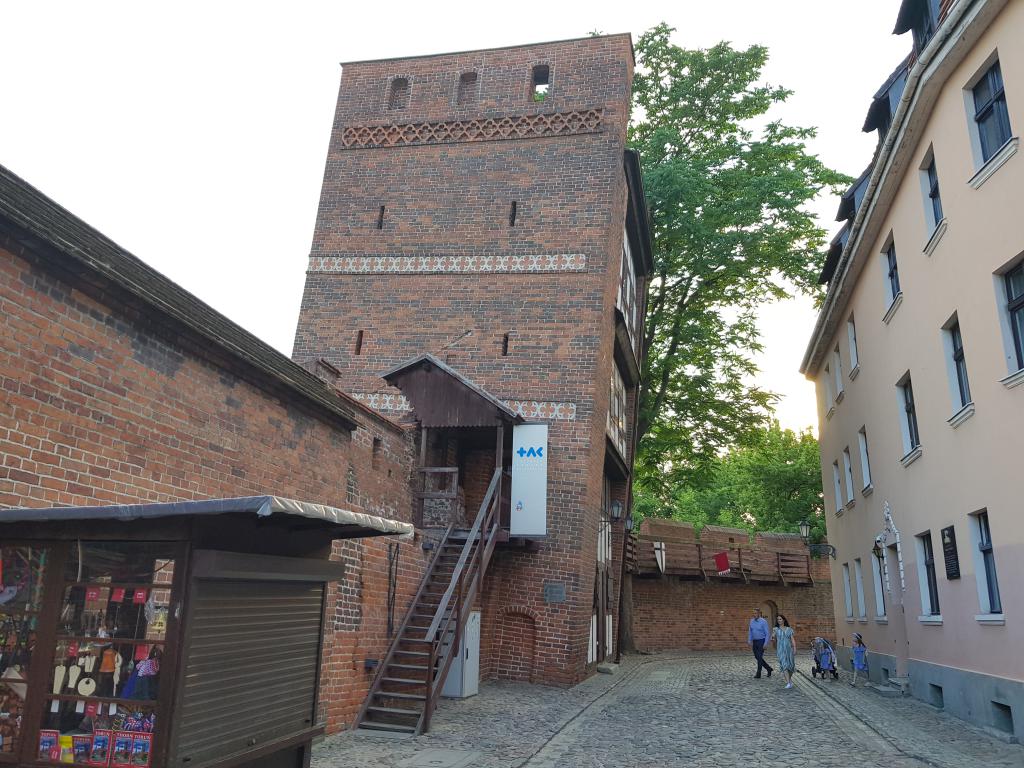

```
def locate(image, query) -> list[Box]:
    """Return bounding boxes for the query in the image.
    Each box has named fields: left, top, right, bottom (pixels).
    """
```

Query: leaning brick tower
left=294, top=34, right=650, bottom=688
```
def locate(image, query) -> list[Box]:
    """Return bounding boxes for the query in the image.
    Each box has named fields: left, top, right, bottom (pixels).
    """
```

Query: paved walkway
left=312, top=653, right=1022, bottom=768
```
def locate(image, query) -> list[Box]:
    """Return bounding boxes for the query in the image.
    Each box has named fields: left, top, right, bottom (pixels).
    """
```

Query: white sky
left=0, top=1, right=909, bottom=435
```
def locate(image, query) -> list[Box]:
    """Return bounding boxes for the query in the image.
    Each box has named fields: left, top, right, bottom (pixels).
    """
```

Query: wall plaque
left=941, top=525, right=960, bottom=579
left=543, top=581, right=566, bottom=604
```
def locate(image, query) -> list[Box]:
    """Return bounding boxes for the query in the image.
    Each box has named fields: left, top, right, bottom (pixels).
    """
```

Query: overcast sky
left=0, top=1, right=909, bottom=434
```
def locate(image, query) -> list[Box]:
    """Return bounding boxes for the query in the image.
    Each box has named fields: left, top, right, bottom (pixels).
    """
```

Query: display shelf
left=53, top=636, right=166, bottom=646
left=44, top=694, right=157, bottom=707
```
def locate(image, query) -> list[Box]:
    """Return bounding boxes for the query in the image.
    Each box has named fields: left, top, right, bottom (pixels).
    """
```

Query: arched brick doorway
left=761, top=599, right=778, bottom=629
left=496, top=608, right=537, bottom=682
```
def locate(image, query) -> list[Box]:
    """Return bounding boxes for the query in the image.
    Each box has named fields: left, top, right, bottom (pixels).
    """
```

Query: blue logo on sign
left=516, top=446, right=544, bottom=458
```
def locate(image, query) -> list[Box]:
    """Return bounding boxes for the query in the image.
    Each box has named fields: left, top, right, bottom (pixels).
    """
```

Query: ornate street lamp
left=799, top=518, right=837, bottom=559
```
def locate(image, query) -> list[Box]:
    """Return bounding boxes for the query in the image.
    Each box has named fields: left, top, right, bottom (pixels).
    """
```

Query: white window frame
left=969, top=510, right=1003, bottom=619
left=847, top=316, right=860, bottom=375
left=857, top=427, right=873, bottom=491
left=842, top=448, right=855, bottom=505
left=896, top=372, right=922, bottom=462
left=832, top=461, right=843, bottom=514
left=832, top=347, right=844, bottom=400
left=871, top=553, right=887, bottom=619
left=941, top=312, right=973, bottom=415
left=962, top=51, right=1016, bottom=176
left=915, top=532, right=942, bottom=621
left=854, top=558, right=867, bottom=619
left=918, top=146, right=945, bottom=235
left=823, top=364, right=835, bottom=416
left=842, top=563, right=853, bottom=619
left=993, top=259, right=1024, bottom=383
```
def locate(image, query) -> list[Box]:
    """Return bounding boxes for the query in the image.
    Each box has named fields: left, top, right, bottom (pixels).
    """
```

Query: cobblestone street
left=312, top=653, right=1023, bottom=768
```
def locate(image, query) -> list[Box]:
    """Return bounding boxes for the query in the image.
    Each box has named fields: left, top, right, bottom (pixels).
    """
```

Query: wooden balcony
left=629, top=534, right=814, bottom=585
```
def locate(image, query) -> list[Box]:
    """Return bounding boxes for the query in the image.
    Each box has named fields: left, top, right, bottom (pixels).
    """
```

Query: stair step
left=358, top=720, right=416, bottom=734
left=388, top=663, right=428, bottom=671
left=382, top=677, right=425, bottom=685
left=376, top=691, right=427, bottom=701
left=366, top=705, right=422, bottom=716
left=400, top=638, right=432, bottom=644
left=393, top=649, right=430, bottom=656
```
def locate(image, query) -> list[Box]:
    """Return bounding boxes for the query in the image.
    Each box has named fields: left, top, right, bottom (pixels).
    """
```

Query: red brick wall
left=0, top=236, right=429, bottom=734
left=295, top=35, right=638, bottom=686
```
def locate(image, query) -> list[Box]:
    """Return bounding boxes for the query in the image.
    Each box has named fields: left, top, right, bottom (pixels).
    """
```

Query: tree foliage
left=634, top=422, right=825, bottom=539
left=628, top=24, right=850, bottom=496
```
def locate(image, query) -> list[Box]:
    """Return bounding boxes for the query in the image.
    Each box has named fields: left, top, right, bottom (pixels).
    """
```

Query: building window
left=885, top=241, right=901, bottom=301
left=832, top=347, right=844, bottom=399
left=1005, top=263, right=1024, bottom=371
left=854, top=558, right=867, bottom=619
left=871, top=552, right=887, bottom=618
left=973, top=61, right=1012, bottom=163
left=456, top=71, right=478, bottom=106
left=847, top=316, right=859, bottom=372
left=842, top=563, right=854, bottom=618
left=531, top=65, right=550, bottom=102
left=970, top=511, right=1002, bottom=615
left=897, top=374, right=921, bottom=455
left=916, top=532, right=941, bottom=616
left=842, top=448, right=855, bottom=505
left=857, top=427, right=872, bottom=490
left=387, top=77, right=410, bottom=110
left=947, top=320, right=972, bottom=408
left=616, top=229, right=640, bottom=358
left=925, top=157, right=943, bottom=229
left=911, top=0, right=941, bottom=53
left=832, top=461, right=843, bottom=513
left=607, top=364, right=628, bottom=458
left=823, top=363, right=835, bottom=411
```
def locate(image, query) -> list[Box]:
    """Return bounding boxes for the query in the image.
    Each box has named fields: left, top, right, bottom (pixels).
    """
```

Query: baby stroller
left=811, top=637, right=840, bottom=679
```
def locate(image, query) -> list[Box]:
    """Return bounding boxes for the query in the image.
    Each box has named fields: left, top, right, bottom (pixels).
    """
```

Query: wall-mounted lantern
left=610, top=500, right=623, bottom=521
left=799, top=518, right=837, bottom=559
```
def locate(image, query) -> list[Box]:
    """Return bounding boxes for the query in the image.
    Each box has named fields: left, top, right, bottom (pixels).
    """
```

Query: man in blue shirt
left=748, top=608, right=773, bottom=678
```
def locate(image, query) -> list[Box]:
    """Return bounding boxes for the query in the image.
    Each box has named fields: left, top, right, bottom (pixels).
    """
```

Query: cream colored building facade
left=802, top=0, right=1024, bottom=742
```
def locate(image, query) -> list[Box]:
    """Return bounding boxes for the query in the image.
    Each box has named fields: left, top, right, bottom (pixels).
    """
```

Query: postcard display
left=0, top=542, right=179, bottom=767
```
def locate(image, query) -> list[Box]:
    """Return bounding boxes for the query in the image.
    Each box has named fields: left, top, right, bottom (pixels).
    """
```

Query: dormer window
left=531, top=65, right=550, bottom=102
left=388, top=77, right=410, bottom=110
left=894, top=0, right=942, bottom=55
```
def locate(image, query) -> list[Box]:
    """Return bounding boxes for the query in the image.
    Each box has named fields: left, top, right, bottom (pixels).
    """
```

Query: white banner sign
left=510, top=424, right=548, bottom=536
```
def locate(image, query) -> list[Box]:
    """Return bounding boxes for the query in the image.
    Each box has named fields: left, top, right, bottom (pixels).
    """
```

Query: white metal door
left=463, top=610, right=480, bottom=697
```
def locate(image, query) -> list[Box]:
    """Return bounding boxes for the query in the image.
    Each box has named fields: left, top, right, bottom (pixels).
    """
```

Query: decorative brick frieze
left=350, top=393, right=578, bottom=421
left=340, top=109, right=603, bottom=150
left=307, top=253, right=587, bottom=274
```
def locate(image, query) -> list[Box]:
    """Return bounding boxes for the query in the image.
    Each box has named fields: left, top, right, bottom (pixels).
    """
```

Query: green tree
left=636, top=422, right=825, bottom=539
left=628, top=24, right=850, bottom=495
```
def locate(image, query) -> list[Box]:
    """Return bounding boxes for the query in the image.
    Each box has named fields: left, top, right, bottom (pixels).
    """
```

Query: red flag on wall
left=713, top=551, right=730, bottom=576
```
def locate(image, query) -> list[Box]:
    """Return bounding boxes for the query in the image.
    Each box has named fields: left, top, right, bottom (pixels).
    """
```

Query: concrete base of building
left=907, top=658, right=1022, bottom=744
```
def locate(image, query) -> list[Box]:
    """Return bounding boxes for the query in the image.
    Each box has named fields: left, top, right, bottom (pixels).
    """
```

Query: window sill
left=975, top=614, right=1005, bottom=626
left=900, top=446, right=923, bottom=467
left=826, top=405, right=836, bottom=421
left=968, top=137, right=1019, bottom=190
left=845, top=617, right=856, bottom=623
left=862, top=484, right=874, bottom=498
left=947, top=402, right=975, bottom=428
left=874, top=616, right=888, bottom=625
left=835, top=390, right=846, bottom=404
left=857, top=618, right=869, bottom=624
left=835, top=505, right=845, bottom=518
left=883, top=292, right=904, bottom=325
left=923, top=218, right=948, bottom=257
left=849, top=364, right=860, bottom=381
left=1000, top=368, right=1024, bottom=390
left=845, top=498, right=856, bottom=510
left=918, top=615, right=943, bottom=625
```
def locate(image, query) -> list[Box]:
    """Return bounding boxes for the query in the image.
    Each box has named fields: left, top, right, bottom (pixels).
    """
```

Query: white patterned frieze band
left=350, top=393, right=576, bottom=421
left=307, top=253, right=587, bottom=274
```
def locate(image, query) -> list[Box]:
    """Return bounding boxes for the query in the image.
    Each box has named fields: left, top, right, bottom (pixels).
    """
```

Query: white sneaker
left=785, top=683, right=793, bottom=689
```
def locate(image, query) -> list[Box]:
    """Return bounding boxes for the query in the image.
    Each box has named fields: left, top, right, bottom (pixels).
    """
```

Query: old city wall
left=0, top=233, right=428, bottom=733
left=630, top=521, right=836, bottom=653
left=294, top=35, right=636, bottom=685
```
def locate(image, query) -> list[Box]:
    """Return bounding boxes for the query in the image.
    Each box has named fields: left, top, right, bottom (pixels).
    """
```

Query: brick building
left=627, top=520, right=835, bottom=654
left=292, top=34, right=652, bottom=730
left=0, top=164, right=428, bottom=735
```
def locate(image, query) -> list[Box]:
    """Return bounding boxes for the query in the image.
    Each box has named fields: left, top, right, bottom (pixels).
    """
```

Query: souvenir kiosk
left=0, top=496, right=413, bottom=768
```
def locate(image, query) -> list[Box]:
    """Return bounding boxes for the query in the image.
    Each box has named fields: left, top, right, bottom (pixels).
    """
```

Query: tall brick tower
left=294, top=34, right=651, bottom=695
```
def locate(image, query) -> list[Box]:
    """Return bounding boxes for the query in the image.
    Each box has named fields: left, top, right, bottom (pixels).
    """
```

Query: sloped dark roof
left=863, top=56, right=912, bottom=132
left=382, top=353, right=522, bottom=427
left=836, top=166, right=873, bottom=222
left=0, top=163, right=359, bottom=431
left=818, top=224, right=850, bottom=285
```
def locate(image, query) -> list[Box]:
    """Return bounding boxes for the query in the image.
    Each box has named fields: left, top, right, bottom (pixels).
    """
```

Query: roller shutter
left=170, top=579, right=324, bottom=767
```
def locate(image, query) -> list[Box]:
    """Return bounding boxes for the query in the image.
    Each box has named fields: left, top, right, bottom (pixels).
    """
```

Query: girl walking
left=773, top=614, right=796, bottom=689
left=850, top=633, right=868, bottom=687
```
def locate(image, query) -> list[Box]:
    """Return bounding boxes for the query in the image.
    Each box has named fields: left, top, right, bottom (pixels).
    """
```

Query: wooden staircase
left=355, top=467, right=503, bottom=735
